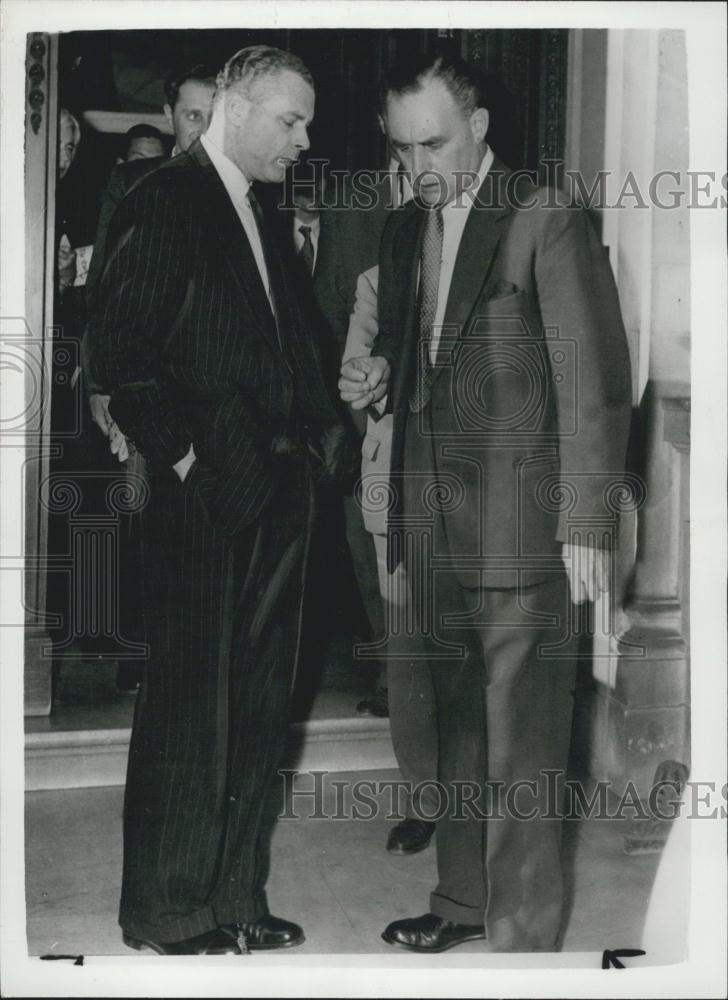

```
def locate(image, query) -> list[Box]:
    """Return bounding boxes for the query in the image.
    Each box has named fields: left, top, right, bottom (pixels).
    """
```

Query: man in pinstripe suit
left=90, top=46, right=343, bottom=956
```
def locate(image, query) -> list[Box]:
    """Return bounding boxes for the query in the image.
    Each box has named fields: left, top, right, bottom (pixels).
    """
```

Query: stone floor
left=25, top=769, right=662, bottom=959
left=24, top=633, right=669, bottom=962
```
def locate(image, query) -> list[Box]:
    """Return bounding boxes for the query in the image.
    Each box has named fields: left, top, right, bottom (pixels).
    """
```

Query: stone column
left=565, top=29, right=691, bottom=810
left=23, top=33, right=59, bottom=716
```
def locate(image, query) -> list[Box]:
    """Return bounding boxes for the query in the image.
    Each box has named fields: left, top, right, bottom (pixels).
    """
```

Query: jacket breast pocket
left=481, top=288, right=528, bottom=315
left=466, top=288, right=541, bottom=345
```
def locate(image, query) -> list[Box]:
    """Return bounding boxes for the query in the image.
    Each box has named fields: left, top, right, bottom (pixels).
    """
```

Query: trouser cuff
left=120, top=898, right=268, bottom=944
left=430, top=890, right=485, bottom=927
left=212, top=898, right=269, bottom=927
left=121, top=905, right=219, bottom=944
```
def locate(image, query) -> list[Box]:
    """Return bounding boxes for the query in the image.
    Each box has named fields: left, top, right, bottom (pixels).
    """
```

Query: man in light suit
left=91, top=45, right=343, bottom=956
left=343, top=262, right=439, bottom=855
left=310, top=165, right=439, bottom=854
left=340, top=54, right=632, bottom=953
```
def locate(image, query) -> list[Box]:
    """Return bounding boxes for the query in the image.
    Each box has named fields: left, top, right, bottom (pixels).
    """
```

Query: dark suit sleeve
left=315, top=212, right=350, bottom=345
left=359, top=211, right=402, bottom=417
left=82, top=166, right=128, bottom=396
left=89, top=178, right=193, bottom=466
left=535, top=205, right=633, bottom=545
left=85, top=165, right=127, bottom=299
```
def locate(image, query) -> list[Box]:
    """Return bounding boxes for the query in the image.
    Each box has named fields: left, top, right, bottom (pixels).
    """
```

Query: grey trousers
left=410, top=559, right=577, bottom=951
left=343, top=496, right=439, bottom=817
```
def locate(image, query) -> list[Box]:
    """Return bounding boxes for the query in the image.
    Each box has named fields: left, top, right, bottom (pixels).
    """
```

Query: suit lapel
left=431, top=159, right=513, bottom=386
left=186, top=141, right=282, bottom=359
left=390, top=204, right=425, bottom=413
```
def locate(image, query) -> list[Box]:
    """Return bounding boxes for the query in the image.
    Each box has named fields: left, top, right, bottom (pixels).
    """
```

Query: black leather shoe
left=386, top=819, right=435, bottom=855
left=116, top=664, right=142, bottom=694
left=356, top=688, right=389, bottom=718
left=221, top=914, right=305, bottom=951
left=382, top=913, right=485, bottom=953
left=122, top=927, right=241, bottom=955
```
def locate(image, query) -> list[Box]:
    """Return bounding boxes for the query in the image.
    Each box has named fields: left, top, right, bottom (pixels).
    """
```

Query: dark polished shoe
left=122, top=927, right=241, bottom=955
left=221, top=914, right=305, bottom=951
left=116, top=664, right=142, bottom=694
left=356, top=687, right=389, bottom=718
left=386, top=818, right=436, bottom=855
left=382, top=913, right=485, bottom=953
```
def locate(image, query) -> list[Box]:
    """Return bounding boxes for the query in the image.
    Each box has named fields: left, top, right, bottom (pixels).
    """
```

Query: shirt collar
left=200, top=133, right=251, bottom=200
left=443, top=145, right=494, bottom=215
left=296, top=215, right=321, bottom=239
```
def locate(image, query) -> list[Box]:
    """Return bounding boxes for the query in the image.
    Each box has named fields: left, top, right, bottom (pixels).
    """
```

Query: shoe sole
left=219, top=928, right=306, bottom=951
left=122, top=933, right=242, bottom=956
left=381, top=930, right=485, bottom=953
left=123, top=935, right=167, bottom=955
left=244, top=935, right=305, bottom=951
left=386, top=839, right=434, bottom=856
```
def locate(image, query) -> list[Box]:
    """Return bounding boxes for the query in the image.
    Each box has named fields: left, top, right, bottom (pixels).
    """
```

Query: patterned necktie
left=298, top=225, right=315, bottom=275
left=409, top=207, right=444, bottom=412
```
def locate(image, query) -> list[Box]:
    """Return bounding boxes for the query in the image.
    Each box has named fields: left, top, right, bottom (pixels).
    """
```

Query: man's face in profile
left=126, top=136, right=165, bottom=161
left=227, top=70, right=314, bottom=184
left=165, top=79, right=216, bottom=152
left=382, top=77, right=488, bottom=207
left=58, top=113, right=79, bottom=179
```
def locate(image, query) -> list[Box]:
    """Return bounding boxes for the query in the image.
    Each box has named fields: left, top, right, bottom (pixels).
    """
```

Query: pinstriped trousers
left=119, top=462, right=312, bottom=943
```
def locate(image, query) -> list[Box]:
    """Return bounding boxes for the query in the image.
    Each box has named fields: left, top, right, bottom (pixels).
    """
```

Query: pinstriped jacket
left=89, top=139, right=341, bottom=536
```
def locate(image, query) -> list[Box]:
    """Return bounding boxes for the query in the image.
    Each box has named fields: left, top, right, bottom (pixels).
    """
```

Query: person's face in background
left=126, top=135, right=165, bottom=161
left=164, top=79, right=216, bottom=152
left=58, top=111, right=80, bottom=179
left=381, top=76, right=488, bottom=207
left=292, top=185, right=322, bottom=225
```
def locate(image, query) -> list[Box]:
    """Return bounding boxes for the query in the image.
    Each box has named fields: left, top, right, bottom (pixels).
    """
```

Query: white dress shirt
left=293, top=214, right=320, bottom=272
left=200, top=133, right=271, bottom=303
left=369, top=148, right=493, bottom=416
left=429, top=145, right=494, bottom=363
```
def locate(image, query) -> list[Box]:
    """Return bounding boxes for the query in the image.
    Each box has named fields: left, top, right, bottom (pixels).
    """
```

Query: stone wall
left=566, top=29, right=691, bottom=798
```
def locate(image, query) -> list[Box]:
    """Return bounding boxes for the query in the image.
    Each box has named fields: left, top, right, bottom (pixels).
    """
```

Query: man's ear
left=471, top=107, right=489, bottom=144
left=163, top=103, right=174, bottom=130
left=226, top=89, right=251, bottom=128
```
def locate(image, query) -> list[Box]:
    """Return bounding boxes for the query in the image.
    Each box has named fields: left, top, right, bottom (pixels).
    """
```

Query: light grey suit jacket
left=342, top=265, right=394, bottom=537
